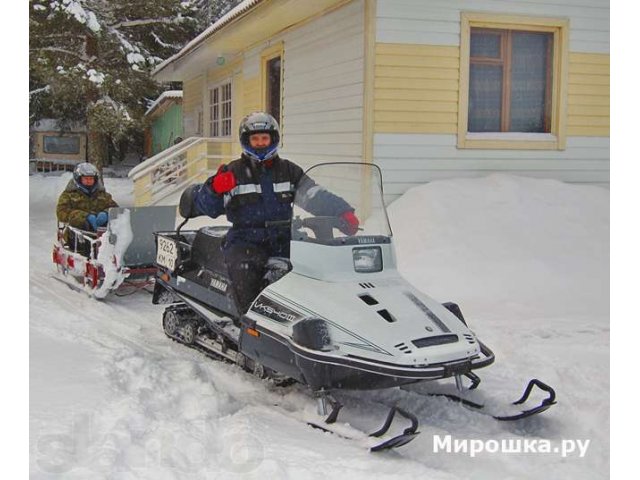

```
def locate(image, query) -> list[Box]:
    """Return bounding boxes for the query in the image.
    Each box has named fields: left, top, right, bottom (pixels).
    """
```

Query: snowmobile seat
left=190, top=226, right=230, bottom=274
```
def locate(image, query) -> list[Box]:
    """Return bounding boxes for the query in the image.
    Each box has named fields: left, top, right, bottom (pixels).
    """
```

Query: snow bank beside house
left=388, top=173, right=609, bottom=320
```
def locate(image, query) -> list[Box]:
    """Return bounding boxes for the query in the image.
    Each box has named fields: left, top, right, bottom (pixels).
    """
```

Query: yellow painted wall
left=205, top=59, right=251, bottom=158
left=243, top=76, right=261, bottom=116
left=567, top=53, right=610, bottom=136
left=133, top=175, right=152, bottom=207
left=374, top=43, right=459, bottom=134
left=374, top=43, right=609, bottom=138
left=183, top=76, right=203, bottom=122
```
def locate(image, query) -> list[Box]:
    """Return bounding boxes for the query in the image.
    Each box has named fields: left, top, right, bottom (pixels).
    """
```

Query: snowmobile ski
left=307, top=395, right=420, bottom=452
left=403, top=375, right=557, bottom=421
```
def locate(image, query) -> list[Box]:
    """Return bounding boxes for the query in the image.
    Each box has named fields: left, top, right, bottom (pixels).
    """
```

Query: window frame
left=458, top=13, right=569, bottom=150
left=208, top=78, right=233, bottom=139
left=43, top=134, right=82, bottom=155
left=261, top=42, right=284, bottom=139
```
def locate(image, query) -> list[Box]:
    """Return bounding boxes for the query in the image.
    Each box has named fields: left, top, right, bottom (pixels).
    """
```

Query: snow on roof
left=152, top=0, right=264, bottom=77
left=30, top=118, right=86, bottom=133
left=144, top=90, right=183, bottom=116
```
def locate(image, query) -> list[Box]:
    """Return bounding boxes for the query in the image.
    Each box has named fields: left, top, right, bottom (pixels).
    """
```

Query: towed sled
left=53, top=206, right=176, bottom=298
left=152, top=162, right=557, bottom=451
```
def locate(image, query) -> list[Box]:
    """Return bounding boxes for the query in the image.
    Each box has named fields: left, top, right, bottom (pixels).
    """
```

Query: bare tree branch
left=29, top=85, right=51, bottom=97
left=109, top=17, right=179, bottom=29
left=30, top=47, right=90, bottom=62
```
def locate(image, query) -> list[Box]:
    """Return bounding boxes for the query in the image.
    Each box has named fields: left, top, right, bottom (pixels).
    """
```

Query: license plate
left=156, top=236, right=178, bottom=271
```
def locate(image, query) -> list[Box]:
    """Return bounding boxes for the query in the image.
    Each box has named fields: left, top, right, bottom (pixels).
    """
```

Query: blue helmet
left=239, top=112, right=280, bottom=162
left=73, top=162, right=100, bottom=196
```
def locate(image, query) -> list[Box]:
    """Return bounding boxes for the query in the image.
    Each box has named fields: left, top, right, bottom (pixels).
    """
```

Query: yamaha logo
left=209, top=278, right=228, bottom=292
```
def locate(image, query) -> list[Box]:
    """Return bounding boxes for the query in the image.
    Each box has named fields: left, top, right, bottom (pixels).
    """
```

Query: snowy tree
left=29, top=0, right=203, bottom=167
left=194, top=0, right=243, bottom=26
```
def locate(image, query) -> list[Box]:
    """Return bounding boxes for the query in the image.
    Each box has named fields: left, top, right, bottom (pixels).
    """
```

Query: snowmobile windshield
left=291, top=162, right=392, bottom=246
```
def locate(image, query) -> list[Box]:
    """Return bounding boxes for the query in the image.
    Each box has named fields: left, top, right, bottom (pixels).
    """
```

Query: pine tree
left=196, top=0, right=243, bottom=25
left=29, top=0, right=202, bottom=167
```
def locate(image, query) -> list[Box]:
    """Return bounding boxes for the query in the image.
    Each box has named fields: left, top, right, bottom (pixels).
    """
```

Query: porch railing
left=128, top=137, right=234, bottom=206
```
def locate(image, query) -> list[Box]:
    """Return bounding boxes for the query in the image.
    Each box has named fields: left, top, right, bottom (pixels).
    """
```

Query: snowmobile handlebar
left=293, top=216, right=361, bottom=241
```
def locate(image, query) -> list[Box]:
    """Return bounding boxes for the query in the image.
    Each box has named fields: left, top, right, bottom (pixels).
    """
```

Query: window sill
left=458, top=132, right=563, bottom=150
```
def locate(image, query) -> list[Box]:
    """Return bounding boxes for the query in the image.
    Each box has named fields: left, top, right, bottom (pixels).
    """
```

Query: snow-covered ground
left=30, top=173, right=609, bottom=479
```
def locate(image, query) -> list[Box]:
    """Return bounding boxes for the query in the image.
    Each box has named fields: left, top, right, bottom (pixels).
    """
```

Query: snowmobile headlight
left=292, top=318, right=332, bottom=351
left=352, top=247, right=383, bottom=273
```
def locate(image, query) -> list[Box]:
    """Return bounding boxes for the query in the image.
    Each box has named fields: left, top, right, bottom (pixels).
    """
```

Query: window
left=261, top=43, right=284, bottom=129
left=43, top=135, right=81, bottom=155
left=458, top=13, right=569, bottom=149
left=266, top=55, right=282, bottom=124
left=196, top=108, right=203, bottom=136
left=209, top=81, right=232, bottom=138
left=469, top=29, right=552, bottom=133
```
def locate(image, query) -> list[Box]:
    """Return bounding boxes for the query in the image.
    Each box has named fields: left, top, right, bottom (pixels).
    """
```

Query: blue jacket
left=194, top=155, right=352, bottom=257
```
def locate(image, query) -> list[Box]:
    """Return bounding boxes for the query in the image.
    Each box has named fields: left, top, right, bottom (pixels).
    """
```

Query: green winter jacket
left=56, top=179, right=119, bottom=229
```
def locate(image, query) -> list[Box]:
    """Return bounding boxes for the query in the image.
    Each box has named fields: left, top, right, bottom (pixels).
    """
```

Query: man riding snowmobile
left=192, top=111, right=360, bottom=313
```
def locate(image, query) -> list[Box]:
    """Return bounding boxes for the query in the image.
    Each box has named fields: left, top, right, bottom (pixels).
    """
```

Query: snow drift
left=30, top=173, right=609, bottom=479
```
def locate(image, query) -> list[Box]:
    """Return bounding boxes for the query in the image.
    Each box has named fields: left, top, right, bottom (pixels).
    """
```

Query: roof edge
left=152, top=0, right=266, bottom=78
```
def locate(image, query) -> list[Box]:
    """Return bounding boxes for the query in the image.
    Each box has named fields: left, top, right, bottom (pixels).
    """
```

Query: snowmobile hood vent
left=377, top=309, right=397, bottom=323
left=394, top=342, right=413, bottom=354
left=358, top=294, right=379, bottom=306
left=359, top=282, right=375, bottom=289
left=412, top=334, right=459, bottom=349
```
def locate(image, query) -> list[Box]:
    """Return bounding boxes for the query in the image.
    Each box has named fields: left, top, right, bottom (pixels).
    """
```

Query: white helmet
left=73, top=162, right=99, bottom=195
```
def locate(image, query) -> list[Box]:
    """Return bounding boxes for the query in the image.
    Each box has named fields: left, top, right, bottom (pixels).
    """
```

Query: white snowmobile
left=152, top=162, right=556, bottom=451
left=53, top=206, right=176, bottom=298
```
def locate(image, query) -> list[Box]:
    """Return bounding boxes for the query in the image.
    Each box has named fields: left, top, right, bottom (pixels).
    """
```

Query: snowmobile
left=53, top=206, right=176, bottom=298
left=152, top=162, right=557, bottom=451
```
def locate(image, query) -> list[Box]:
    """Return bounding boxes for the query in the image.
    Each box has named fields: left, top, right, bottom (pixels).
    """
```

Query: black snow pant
left=223, top=243, right=271, bottom=315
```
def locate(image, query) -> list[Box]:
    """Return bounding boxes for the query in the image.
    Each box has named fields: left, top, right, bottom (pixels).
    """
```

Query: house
left=144, top=90, right=184, bottom=157
left=29, top=119, right=87, bottom=173
left=129, top=0, right=609, bottom=206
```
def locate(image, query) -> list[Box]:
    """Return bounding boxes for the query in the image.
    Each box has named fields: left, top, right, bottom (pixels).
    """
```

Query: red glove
left=340, top=211, right=360, bottom=235
left=212, top=166, right=236, bottom=194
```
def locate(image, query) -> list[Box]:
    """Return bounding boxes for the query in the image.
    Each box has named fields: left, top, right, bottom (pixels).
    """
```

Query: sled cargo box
left=109, top=206, right=177, bottom=267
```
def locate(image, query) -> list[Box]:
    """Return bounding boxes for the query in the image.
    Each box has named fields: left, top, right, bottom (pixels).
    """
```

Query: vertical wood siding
left=182, top=76, right=203, bottom=137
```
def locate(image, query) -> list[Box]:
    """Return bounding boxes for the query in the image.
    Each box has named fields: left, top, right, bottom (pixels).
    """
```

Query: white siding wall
left=376, top=0, right=609, bottom=53
left=375, top=0, right=609, bottom=203
left=376, top=134, right=609, bottom=204
left=242, top=0, right=365, bottom=171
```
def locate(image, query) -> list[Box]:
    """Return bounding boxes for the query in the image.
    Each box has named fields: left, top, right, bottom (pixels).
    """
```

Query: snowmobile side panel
left=239, top=316, right=305, bottom=382
left=157, top=276, right=239, bottom=320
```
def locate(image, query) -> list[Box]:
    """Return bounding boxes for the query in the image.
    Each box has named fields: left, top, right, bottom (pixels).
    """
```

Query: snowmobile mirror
left=179, top=185, right=200, bottom=220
